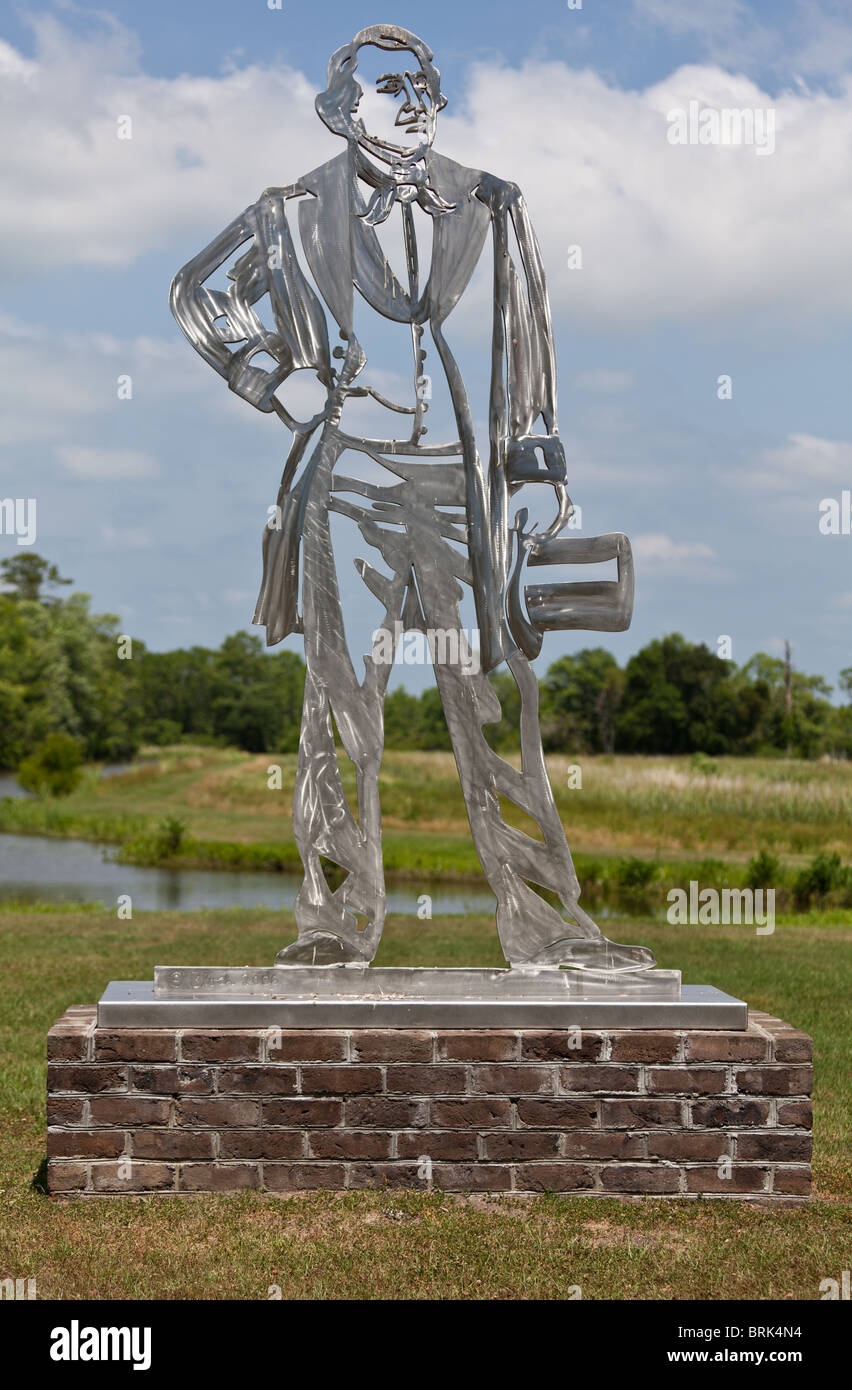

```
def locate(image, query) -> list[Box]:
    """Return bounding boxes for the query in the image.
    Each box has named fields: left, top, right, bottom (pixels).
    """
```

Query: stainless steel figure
left=170, top=23, right=653, bottom=973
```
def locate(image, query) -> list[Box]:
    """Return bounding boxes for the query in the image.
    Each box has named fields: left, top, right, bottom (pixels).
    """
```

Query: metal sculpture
left=171, top=24, right=654, bottom=974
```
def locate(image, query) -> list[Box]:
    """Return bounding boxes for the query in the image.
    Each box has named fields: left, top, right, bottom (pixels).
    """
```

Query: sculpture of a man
left=171, top=24, right=654, bottom=974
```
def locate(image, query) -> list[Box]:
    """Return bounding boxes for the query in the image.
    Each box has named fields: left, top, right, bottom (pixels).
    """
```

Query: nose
left=397, top=74, right=428, bottom=122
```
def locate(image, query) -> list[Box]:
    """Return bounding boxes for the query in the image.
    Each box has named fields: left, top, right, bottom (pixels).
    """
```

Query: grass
left=2, top=746, right=851, bottom=904
left=0, top=905, right=849, bottom=1300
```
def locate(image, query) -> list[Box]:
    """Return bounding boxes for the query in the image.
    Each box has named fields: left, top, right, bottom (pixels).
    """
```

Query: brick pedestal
left=46, top=1008, right=812, bottom=1201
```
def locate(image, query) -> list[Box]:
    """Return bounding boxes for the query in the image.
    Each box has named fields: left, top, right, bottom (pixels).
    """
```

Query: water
left=0, top=760, right=155, bottom=800
left=0, top=832, right=497, bottom=916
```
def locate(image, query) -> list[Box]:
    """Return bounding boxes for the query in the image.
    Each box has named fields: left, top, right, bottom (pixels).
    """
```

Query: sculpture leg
left=277, top=437, right=402, bottom=966
left=414, top=554, right=655, bottom=971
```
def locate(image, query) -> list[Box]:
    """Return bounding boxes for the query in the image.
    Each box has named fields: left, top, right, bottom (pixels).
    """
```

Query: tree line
left=1, top=554, right=850, bottom=778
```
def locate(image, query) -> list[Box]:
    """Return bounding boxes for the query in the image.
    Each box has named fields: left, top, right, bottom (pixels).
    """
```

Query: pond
left=0, top=832, right=497, bottom=916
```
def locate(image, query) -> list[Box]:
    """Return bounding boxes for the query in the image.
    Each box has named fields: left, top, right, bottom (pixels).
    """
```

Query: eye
left=410, top=71, right=428, bottom=94
left=376, top=73, right=404, bottom=95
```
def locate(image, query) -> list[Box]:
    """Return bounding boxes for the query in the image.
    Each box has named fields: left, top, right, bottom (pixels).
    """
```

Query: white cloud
left=736, top=433, right=852, bottom=492
left=0, top=14, right=331, bottom=273
left=572, top=370, right=633, bottom=393
left=101, top=523, right=151, bottom=547
left=2, top=16, right=852, bottom=332
left=58, top=445, right=160, bottom=479
left=633, top=532, right=717, bottom=572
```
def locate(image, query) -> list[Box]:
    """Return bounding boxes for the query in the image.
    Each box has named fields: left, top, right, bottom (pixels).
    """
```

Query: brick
left=610, top=1032, right=681, bottom=1063
left=301, top=1065, right=382, bottom=1095
left=517, top=1098, right=597, bottom=1128
left=129, top=1066, right=214, bottom=1095
left=691, top=1098, right=770, bottom=1128
left=220, top=1130, right=303, bottom=1159
left=308, top=1131, right=392, bottom=1159
left=180, top=1031, right=262, bottom=1062
left=520, top=1031, right=604, bottom=1062
left=47, top=1064, right=125, bottom=1094
left=431, top=1098, right=512, bottom=1128
left=347, top=1163, right=424, bottom=1189
left=47, top=1097, right=85, bottom=1126
left=131, top=1130, right=215, bottom=1160
left=601, top=1100, right=683, bottom=1129
left=735, top=1066, right=812, bottom=1096
left=91, top=1162, right=174, bottom=1192
left=94, top=1031, right=176, bottom=1063
left=180, top=1163, right=259, bottom=1192
left=432, top=1163, right=513, bottom=1192
left=176, top=1098, right=260, bottom=1127
left=686, top=1166, right=767, bottom=1194
left=268, top=1031, right=348, bottom=1062
left=89, top=1096, right=171, bottom=1126
left=264, top=1163, right=346, bottom=1191
left=47, top=1160, right=88, bottom=1193
left=264, top=1098, right=343, bottom=1127
left=602, top=1166, right=680, bottom=1194
left=482, top=1131, right=561, bottom=1161
left=47, top=1028, right=90, bottom=1062
left=515, top=1163, right=595, bottom=1192
left=773, top=1167, right=811, bottom=1196
left=469, top=1064, right=553, bottom=1095
left=437, top=1031, right=516, bottom=1062
left=563, top=1131, right=645, bottom=1160
left=561, top=1065, right=640, bottom=1093
left=397, top=1131, right=479, bottom=1161
left=777, top=1100, right=813, bottom=1127
left=645, top=1133, right=726, bottom=1161
left=352, top=1031, right=432, bottom=1063
left=647, top=1067, right=727, bottom=1095
left=347, top=1098, right=429, bottom=1128
left=384, top=1065, right=466, bottom=1095
left=217, top=1066, right=298, bottom=1096
left=772, top=1034, right=813, bottom=1063
left=47, top=1130, right=125, bottom=1159
left=736, top=1132, right=813, bottom=1161
left=684, top=1032, right=768, bottom=1063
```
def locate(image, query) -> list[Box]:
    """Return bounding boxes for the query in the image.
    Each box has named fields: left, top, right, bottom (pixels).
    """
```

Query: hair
left=316, top=24, right=447, bottom=137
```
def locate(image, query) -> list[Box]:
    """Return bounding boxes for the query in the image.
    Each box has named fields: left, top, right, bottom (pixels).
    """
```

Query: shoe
left=276, top=931, right=368, bottom=966
left=518, top=937, right=656, bottom=971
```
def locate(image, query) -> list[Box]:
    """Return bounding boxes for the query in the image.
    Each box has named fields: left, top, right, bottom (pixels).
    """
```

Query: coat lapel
left=296, top=147, right=490, bottom=332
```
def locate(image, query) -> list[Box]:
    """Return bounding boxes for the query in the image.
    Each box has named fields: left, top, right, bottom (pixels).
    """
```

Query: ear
left=436, top=92, right=448, bottom=111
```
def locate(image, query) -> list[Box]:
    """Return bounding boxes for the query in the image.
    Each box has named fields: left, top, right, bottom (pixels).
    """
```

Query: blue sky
left=1, top=0, right=851, bottom=693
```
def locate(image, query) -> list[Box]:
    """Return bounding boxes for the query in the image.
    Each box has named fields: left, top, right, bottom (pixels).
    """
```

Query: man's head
left=316, top=24, right=446, bottom=164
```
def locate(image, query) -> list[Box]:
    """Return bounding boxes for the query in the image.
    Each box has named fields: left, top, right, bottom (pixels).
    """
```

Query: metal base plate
left=98, top=972, right=748, bottom=1029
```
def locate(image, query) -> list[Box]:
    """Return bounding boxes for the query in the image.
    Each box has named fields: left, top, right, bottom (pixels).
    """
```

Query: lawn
left=2, top=748, right=851, bottom=911
left=0, top=905, right=849, bottom=1300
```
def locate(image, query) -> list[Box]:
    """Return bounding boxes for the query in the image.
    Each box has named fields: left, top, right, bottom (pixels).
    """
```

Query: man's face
left=351, top=45, right=438, bottom=161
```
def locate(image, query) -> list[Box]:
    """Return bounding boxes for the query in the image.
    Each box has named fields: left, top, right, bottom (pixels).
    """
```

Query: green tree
left=541, top=648, right=622, bottom=753
left=17, top=731, right=84, bottom=797
left=0, top=553, right=71, bottom=603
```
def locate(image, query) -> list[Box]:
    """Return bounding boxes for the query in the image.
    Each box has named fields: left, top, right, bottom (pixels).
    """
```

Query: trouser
left=292, top=427, right=596, bottom=965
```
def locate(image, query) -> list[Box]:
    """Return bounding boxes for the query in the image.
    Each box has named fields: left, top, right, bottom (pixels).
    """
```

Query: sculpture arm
left=503, top=187, right=572, bottom=543
left=169, top=186, right=328, bottom=418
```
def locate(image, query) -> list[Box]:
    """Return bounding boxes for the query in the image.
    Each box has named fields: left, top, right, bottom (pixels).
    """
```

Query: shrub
left=155, top=815, right=186, bottom=858
left=793, top=851, right=848, bottom=907
left=613, top=856, right=657, bottom=889
left=16, top=733, right=84, bottom=798
left=745, top=850, right=782, bottom=891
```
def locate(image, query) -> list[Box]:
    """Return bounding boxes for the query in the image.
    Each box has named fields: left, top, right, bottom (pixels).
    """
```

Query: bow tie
left=357, top=156, right=457, bottom=227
